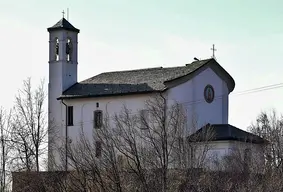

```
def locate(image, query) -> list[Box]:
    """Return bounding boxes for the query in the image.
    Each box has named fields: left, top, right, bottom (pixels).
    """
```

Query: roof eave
left=57, top=90, right=163, bottom=100
left=164, top=58, right=235, bottom=93
left=187, top=123, right=267, bottom=144
left=188, top=137, right=266, bottom=144
left=209, top=60, right=235, bottom=93
left=47, top=27, right=80, bottom=33
left=47, top=18, right=80, bottom=33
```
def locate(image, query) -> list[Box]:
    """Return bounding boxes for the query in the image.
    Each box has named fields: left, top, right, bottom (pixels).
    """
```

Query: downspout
left=159, top=92, right=167, bottom=192
left=61, top=100, right=68, bottom=172
left=81, top=103, right=86, bottom=131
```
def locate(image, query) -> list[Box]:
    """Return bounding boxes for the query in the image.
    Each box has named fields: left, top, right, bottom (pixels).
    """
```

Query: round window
left=204, top=85, right=215, bottom=103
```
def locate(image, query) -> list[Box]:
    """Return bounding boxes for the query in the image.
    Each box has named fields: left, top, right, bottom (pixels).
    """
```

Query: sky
left=0, top=0, right=283, bottom=130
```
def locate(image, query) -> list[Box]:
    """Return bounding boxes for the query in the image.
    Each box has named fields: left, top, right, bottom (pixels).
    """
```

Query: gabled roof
left=188, top=124, right=267, bottom=144
left=47, top=18, right=80, bottom=33
left=59, top=58, right=235, bottom=99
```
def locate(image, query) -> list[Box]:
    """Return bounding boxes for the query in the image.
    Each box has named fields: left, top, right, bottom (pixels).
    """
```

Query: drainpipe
left=159, top=92, right=167, bottom=192
left=61, top=100, right=68, bottom=172
left=81, top=103, right=86, bottom=131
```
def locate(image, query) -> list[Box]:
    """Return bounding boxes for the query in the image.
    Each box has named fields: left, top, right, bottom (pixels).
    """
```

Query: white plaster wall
left=52, top=91, right=266, bottom=172
left=62, top=94, right=153, bottom=144
left=192, top=141, right=231, bottom=170
left=194, top=141, right=265, bottom=172
left=167, top=67, right=229, bottom=134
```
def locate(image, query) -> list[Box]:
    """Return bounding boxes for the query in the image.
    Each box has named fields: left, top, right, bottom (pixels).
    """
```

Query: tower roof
left=47, top=18, right=80, bottom=33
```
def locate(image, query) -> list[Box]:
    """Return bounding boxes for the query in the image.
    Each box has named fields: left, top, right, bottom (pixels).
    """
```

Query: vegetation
left=0, top=78, right=48, bottom=191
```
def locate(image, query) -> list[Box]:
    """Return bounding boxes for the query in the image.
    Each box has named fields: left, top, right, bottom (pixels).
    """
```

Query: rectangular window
left=67, top=106, right=73, bottom=126
left=95, top=141, right=102, bottom=157
left=94, top=110, right=103, bottom=129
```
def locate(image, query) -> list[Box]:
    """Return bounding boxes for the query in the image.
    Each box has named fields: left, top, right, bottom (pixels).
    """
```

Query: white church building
left=47, top=17, right=267, bottom=171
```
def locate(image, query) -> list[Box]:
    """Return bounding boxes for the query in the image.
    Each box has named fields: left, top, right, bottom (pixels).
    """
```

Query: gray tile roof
left=47, top=18, right=80, bottom=33
left=60, top=58, right=235, bottom=99
left=188, top=124, right=267, bottom=144
left=61, top=59, right=212, bottom=99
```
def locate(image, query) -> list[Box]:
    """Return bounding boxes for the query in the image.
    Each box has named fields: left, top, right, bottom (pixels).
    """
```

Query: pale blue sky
left=1, top=0, right=283, bottom=129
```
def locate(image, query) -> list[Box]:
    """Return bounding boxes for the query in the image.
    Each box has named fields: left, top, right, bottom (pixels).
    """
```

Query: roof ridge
left=94, top=59, right=213, bottom=75
left=190, top=58, right=212, bottom=64
left=80, top=59, right=214, bottom=84
left=100, top=66, right=164, bottom=74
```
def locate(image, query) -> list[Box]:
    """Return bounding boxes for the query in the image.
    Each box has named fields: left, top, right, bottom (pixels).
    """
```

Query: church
left=47, top=17, right=267, bottom=171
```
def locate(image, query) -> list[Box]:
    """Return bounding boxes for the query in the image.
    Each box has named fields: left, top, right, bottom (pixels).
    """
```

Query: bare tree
left=186, top=124, right=216, bottom=170
left=12, top=106, right=283, bottom=192
left=0, top=107, right=12, bottom=191
left=110, top=94, right=190, bottom=191
left=249, top=110, right=283, bottom=172
left=247, top=109, right=283, bottom=191
left=187, top=109, right=283, bottom=192
left=42, top=94, right=215, bottom=192
left=10, top=78, right=48, bottom=172
left=103, top=94, right=214, bottom=191
left=63, top=114, right=126, bottom=192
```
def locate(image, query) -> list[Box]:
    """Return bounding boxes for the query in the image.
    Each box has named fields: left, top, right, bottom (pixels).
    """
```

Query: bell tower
left=47, top=17, right=80, bottom=170
left=48, top=17, right=80, bottom=92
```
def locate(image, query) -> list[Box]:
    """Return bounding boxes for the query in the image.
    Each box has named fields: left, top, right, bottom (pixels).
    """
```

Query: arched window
left=66, top=38, right=72, bottom=62
left=55, top=38, right=59, bottom=61
left=94, top=110, right=103, bottom=129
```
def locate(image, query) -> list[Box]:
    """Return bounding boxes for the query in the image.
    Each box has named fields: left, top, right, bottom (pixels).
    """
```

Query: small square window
left=67, top=106, right=73, bottom=126
left=94, top=110, right=103, bottom=129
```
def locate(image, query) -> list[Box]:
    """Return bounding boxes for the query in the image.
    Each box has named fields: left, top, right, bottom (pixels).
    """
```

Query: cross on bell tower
left=211, top=44, right=217, bottom=59
left=62, top=10, right=65, bottom=18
